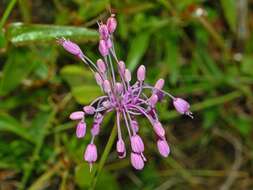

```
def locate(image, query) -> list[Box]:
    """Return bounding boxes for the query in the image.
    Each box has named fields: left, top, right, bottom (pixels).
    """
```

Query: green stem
left=0, top=0, right=17, bottom=29
left=89, top=123, right=117, bottom=190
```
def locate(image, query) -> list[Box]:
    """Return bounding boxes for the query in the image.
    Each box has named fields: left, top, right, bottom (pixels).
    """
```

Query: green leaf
left=6, top=23, right=98, bottom=45
left=220, top=0, right=236, bottom=32
left=0, top=49, right=37, bottom=96
left=72, top=85, right=102, bottom=104
left=0, top=29, right=7, bottom=49
left=127, top=32, right=150, bottom=71
left=60, top=65, right=94, bottom=87
left=0, top=114, right=35, bottom=143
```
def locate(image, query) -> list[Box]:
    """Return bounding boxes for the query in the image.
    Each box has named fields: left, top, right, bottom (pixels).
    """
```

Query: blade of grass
left=0, top=0, right=17, bottom=29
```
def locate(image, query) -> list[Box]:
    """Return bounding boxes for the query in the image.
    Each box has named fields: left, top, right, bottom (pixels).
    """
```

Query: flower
left=59, top=14, right=193, bottom=171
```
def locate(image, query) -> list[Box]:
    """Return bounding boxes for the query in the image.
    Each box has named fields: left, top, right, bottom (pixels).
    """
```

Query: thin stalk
left=0, top=0, right=17, bottom=29
left=89, top=122, right=117, bottom=190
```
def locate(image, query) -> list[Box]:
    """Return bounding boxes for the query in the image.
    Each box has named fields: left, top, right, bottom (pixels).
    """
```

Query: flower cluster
left=58, top=14, right=193, bottom=170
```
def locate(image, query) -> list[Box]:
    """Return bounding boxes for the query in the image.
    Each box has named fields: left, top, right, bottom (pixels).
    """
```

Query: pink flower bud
left=99, top=40, right=109, bottom=56
left=107, top=16, right=117, bottom=34
left=157, top=139, right=170, bottom=157
left=96, top=59, right=106, bottom=73
left=137, top=65, right=146, bottom=81
left=106, top=38, right=112, bottom=49
left=117, top=139, right=126, bottom=158
left=124, top=69, right=131, bottom=82
left=153, top=122, right=165, bottom=137
left=131, top=153, right=144, bottom=170
left=103, top=80, right=111, bottom=93
left=57, top=38, right=84, bottom=59
left=154, top=79, right=164, bottom=90
left=130, top=135, right=144, bottom=153
left=69, top=111, right=84, bottom=120
left=173, top=98, right=192, bottom=117
left=84, top=144, right=97, bottom=171
left=149, top=94, right=158, bottom=107
left=91, top=124, right=100, bottom=136
left=115, top=82, right=123, bottom=94
left=95, top=72, right=103, bottom=85
left=99, top=24, right=109, bottom=40
left=94, top=113, right=103, bottom=124
left=76, top=121, right=86, bottom=138
left=83, top=106, right=95, bottom=115
left=118, top=61, right=126, bottom=74
left=131, top=120, right=139, bottom=133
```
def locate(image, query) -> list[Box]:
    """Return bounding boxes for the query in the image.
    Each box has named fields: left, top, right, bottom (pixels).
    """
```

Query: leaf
left=6, top=23, right=98, bottom=45
left=0, top=49, right=38, bottom=96
left=0, top=114, right=35, bottom=143
left=72, top=85, right=102, bottom=104
left=127, top=32, right=150, bottom=71
left=0, top=30, right=7, bottom=49
left=220, top=0, right=236, bottom=32
left=60, top=65, right=94, bottom=87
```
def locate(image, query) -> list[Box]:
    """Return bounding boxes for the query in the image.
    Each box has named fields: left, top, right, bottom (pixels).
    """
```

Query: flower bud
left=106, top=38, right=112, bottom=49
left=154, top=79, right=164, bottom=90
left=99, top=24, right=109, bottom=40
left=103, top=80, right=111, bottom=93
left=94, top=113, right=103, bottom=125
left=96, top=59, right=106, bottom=73
left=84, top=144, right=97, bottom=171
left=149, top=94, right=158, bottom=107
left=69, top=111, right=84, bottom=120
left=130, top=135, right=144, bottom=153
left=173, top=98, right=192, bottom=117
left=118, top=61, right=126, bottom=74
left=107, top=16, right=117, bottom=34
left=117, top=139, right=126, bottom=158
left=76, top=121, right=86, bottom=138
left=115, top=82, right=123, bottom=94
left=153, top=122, right=165, bottom=137
left=157, top=139, right=170, bottom=157
left=57, top=38, right=84, bottom=59
left=99, top=40, right=109, bottom=56
left=137, top=65, right=146, bottom=81
left=124, top=69, right=131, bottom=82
left=95, top=72, right=103, bottom=86
left=91, top=123, right=100, bottom=136
left=130, top=152, right=144, bottom=170
left=83, top=106, right=95, bottom=115
left=131, top=120, right=139, bottom=133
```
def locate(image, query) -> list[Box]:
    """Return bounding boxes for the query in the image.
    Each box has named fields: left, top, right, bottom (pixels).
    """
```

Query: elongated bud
left=173, top=98, right=193, bottom=118
left=69, top=111, right=84, bottom=120
left=130, top=135, right=144, bottom=153
left=91, top=123, right=100, bottom=136
left=99, top=40, right=109, bottom=56
left=103, top=80, right=111, bottom=93
left=83, top=106, right=95, bottom=115
left=115, top=82, right=123, bottom=94
left=57, top=38, right=84, bottom=59
left=157, top=139, right=170, bottom=157
left=118, top=61, right=126, bottom=74
left=106, top=38, right=112, bottom=49
left=99, top=24, right=109, bottom=40
left=84, top=144, right=97, bottom=171
left=96, top=59, right=106, bottom=73
left=137, top=65, right=146, bottom=81
left=155, top=79, right=164, bottom=90
left=117, top=139, right=126, bottom=158
left=125, top=69, right=131, bottom=82
left=76, top=121, right=86, bottom=138
left=149, top=94, right=158, bottom=107
left=94, top=113, right=103, bottom=125
left=131, top=152, right=144, bottom=170
left=95, top=72, right=103, bottom=86
left=107, top=16, right=117, bottom=34
left=153, top=122, right=165, bottom=137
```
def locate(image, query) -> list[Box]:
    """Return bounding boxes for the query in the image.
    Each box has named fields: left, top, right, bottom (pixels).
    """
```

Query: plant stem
left=0, top=0, right=17, bottom=29
left=89, top=122, right=117, bottom=190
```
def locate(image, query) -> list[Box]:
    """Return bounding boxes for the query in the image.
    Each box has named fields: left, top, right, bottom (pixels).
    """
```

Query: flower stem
left=89, top=122, right=117, bottom=190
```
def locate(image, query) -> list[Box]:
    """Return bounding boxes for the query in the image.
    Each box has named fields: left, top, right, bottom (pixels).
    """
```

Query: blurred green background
left=0, top=0, right=253, bottom=189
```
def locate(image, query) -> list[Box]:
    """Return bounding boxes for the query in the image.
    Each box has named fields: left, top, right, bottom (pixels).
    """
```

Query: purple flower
left=60, top=14, right=193, bottom=171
